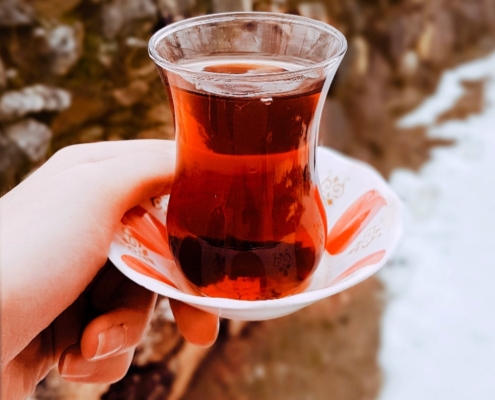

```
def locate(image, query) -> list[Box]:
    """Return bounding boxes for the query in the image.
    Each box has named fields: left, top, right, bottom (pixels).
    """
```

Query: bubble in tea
left=162, top=58, right=328, bottom=300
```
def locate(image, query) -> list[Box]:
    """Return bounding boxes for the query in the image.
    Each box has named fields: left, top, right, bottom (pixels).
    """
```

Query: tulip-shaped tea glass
left=149, top=12, right=347, bottom=300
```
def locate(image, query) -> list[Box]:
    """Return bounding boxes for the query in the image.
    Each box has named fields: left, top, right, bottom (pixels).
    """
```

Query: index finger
left=80, top=266, right=157, bottom=361
left=34, top=140, right=176, bottom=179
left=169, top=299, right=219, bottom=347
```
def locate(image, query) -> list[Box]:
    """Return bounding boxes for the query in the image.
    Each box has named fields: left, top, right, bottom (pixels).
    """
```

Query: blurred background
left=1, top=0, right=494, bottom=399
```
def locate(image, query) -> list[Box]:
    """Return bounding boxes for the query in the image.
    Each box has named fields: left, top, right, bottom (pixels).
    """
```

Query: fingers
left=36, top=139, right=176, bottom=179
left=61, top=273, right=157, bottom=384
left=79, top=306, right=154, bottom=362
left=28, top=139, right=177, bottom=215
left=81, top=271, right=157, bottom=361
left=93, top=147, right=176, bottom=214
left=59, top=344, right=134, bottom=383
left=169, top=299, right=219, bottom=347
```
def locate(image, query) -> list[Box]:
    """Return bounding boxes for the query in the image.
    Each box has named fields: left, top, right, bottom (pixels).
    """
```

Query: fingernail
left=91, top=325, right=127, bottom=360
left=60, top=352, right=98, bottom=379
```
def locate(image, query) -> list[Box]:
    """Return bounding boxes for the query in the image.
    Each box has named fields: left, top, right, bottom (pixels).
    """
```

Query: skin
left=0, top=140, right=219, bottom=400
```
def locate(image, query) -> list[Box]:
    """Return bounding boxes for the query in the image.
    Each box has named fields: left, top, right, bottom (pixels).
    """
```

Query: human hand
left=0, top=140, right=219, bottom=400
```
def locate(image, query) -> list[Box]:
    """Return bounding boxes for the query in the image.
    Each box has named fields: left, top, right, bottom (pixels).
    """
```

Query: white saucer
left=109, top=147, right=402, bottom=321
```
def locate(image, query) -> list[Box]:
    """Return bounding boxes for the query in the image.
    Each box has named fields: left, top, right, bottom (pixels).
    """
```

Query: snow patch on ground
left=378, top=52, right=495, bottom=400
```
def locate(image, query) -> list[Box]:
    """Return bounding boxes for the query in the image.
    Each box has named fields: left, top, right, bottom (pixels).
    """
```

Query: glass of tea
left=149, top=12, right=347, bottom=300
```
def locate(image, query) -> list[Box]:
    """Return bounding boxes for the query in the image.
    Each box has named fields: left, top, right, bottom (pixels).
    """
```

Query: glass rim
left=148, top=12, right=348, bottom=81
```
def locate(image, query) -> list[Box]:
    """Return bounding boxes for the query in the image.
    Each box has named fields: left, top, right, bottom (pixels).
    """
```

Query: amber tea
left=162, top=60, right=327, bottom=300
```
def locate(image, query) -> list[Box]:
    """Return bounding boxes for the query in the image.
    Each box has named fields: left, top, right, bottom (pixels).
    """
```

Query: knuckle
left=55, top=143, right=84, bottom=157
left=49, top=143, right=87, bottom=164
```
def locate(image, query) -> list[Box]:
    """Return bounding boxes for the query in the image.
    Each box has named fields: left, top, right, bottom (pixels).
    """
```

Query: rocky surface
left=0, top=0, right=35, bottom=27
left=0, top=85, right=71, bottom=120
left=1, top=0, right=493, bottom=195
left=0, top=133, right=30, bottom=193
left=184, top=278, right=383, bottom=400
left=0, top=0, right=493, bottom=399
left=1, top=0, right=494, bottom=194
left=4, top=118, right=52, bottom=163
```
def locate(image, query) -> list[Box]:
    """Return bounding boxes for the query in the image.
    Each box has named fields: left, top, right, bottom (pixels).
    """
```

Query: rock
left=350, top=35, right=369, bottom=78
left=0, top=85, right=71, bottom=121
left=416, top=22, right=435, bottom=63
left=212, top=0, right=253, bottom=13
left=146, top=104, right=172, bottom=125
left=297, top=2, right=330, bottom=24
left=398, top=50, right=419, bottom=80
left=124, top=58, right=156, bottom=80
left=5, top=119, right=52, bottom=163
left=77, top=125, right=104, bottom=143
left=104, top=127, right=130, bottom=142
left=417, top=11, right=454, bottom=66
left=106, top=132, right=124, bottom=141
left=339, top=50, right=394, bottom=170
left=0, top=133, right=30, bottom=195
left=335, top=35, right=372, bottom=90
left=51, top=94, right=110, bottom=137
left=31, top=0, right=82, bottom=20
left=453, top=0, right=485, bottom=48
left=319, top=99, right=355, bottom=153
left=387, top=85, right=424, bottom=116
left=5, top=69, right=18, bottom=81
left=136, top=125, right=174, bottom=140
left=108, top=110, right=134, bottom=125
left=96, top=41, right=117, bottom=68
left=388, top=11, right=425, bottom=65
left=33, top=23, right=84, bottom=76
left=340, top=0, right=367, bottom=33
left=0, top=0, right=35, bottom=27
left=112, top=80, right=149, bottom=107
left=483, top=0, right=495, bottom=32
left=253, top=0, right=288, bottom=13
left=124, top=37, right=148, bottom=48
left=101, top=0, right=157, bottom=39
left=156, top=0, right=196, bottom=21
left=422, top=0, right=449, bottom=17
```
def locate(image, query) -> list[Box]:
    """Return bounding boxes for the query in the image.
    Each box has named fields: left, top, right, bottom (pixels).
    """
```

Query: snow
left=378, top=52, right=495, bottom=399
